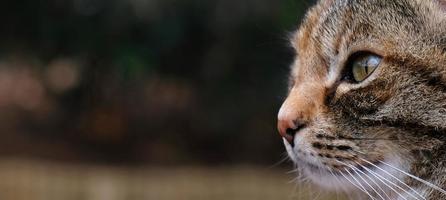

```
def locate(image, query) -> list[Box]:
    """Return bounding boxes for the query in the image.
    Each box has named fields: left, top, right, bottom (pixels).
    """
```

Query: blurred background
left=0, top=0, right=346, bottom=199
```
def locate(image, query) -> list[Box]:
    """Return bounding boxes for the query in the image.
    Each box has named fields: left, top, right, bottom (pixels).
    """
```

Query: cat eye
left=344, top=52, right=382, bottom=82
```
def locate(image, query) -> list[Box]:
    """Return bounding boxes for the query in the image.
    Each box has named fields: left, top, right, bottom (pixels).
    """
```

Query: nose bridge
left=278, top=81, right=325, bottom=124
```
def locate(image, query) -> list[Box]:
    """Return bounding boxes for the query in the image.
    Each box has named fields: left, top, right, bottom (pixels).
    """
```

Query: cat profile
left=277, top=0, right=446, bottom=199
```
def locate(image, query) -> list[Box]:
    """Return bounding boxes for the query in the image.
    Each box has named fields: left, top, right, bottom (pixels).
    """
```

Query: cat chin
left=302, top=161, right=407, bottom=194
left=283, top=139, right=410, bottom=194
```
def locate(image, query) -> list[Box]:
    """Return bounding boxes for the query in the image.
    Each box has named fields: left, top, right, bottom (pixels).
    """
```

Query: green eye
left=347, top=53, right=382, bottom=82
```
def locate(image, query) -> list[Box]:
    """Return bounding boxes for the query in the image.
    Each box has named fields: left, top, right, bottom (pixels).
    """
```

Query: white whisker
left=328, top=167, right=348, bottom=199
left=269, top=153, right=291, bottom=168
left=346, top=170, right=376, bottom=200
left=343, top=162, right=387, bottom=200
left=339, top=162, right=377, bottom=200
left=287, top=168, right=300, bottom=174
left=339, top=170, right=369, bottom=194
left=359, top=158, right=425, bottom=200
left=358, top=161, right=410, bottom=200
left=379, top=160, right=446, bottom=196
left=352, top=162, right=394, bottom=200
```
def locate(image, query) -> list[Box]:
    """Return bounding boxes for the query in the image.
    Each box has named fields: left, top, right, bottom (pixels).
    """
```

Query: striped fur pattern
left=279, top=0, right=446, bottom=199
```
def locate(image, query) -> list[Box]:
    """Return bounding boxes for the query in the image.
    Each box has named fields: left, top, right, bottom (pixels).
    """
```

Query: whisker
left=338, top=170, right=369, bottom=195
left=328, top=168, right=348, bottom=200
left=287, top=168, right=300, bottom=174
left=379, top=160, right=446, bottom=196
left=357, top=161, right=410, bottom=200
left=352, top=162, right=393, bottom=200
left=352, top=151, right=425, bottom=199
left=288, top=173, right=308, bottom=184
left=343, top=162, right=387, bottom=200
left=359, top=158, right=426, bottom=200
left=339, top=163, right=377, bottom=200
left=269, top=152, right=291, bottom=168
left=287, top=162, right=308, bottom=185
left=352, top=167, right=385, bottom=200
left=346, top=170, right=377, bottom=200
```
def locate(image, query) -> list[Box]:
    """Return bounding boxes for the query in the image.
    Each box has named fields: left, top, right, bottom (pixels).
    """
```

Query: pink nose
left=277, top=118, right=306, bottom=145
left=277, top=119, right=295, bottom=143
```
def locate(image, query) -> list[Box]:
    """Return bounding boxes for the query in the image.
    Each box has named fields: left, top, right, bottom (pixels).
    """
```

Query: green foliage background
left=0, top=0, right=314, bottom=165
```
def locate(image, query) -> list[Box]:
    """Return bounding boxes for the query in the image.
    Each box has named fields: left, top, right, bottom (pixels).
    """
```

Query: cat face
left=278, top=0, right=446, bottom=198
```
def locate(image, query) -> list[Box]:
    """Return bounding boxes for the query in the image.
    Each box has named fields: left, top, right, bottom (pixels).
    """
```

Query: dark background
left=0, top=1, right=353, bottom=199
left=0, top=0, right=315, bottom=166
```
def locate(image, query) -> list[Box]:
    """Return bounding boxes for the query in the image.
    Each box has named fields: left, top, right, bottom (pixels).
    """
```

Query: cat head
left=278, top=0, right=446, bottom=198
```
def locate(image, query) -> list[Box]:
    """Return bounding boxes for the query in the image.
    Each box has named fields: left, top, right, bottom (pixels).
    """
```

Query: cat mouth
left=283, top=137, right=381, bottom=174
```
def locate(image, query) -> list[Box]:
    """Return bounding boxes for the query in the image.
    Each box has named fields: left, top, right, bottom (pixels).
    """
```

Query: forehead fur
left=292, top=0, right=446, bottom=62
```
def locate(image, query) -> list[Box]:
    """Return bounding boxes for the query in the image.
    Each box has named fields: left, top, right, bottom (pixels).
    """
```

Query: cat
left=277, top=0, right=446, bottom=199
